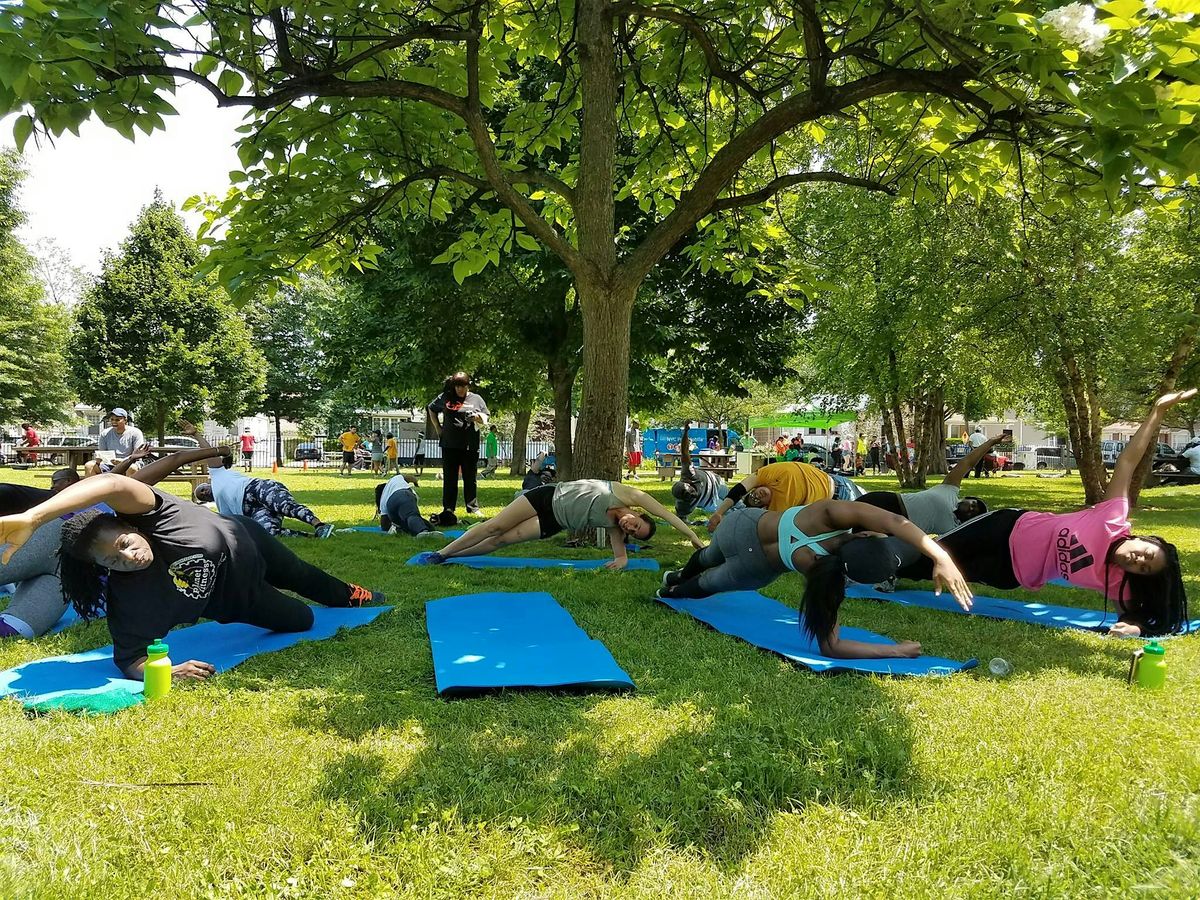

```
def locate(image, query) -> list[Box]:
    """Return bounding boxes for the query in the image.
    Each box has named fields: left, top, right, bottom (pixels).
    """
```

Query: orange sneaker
left=347, top=584, right=383, bottom=607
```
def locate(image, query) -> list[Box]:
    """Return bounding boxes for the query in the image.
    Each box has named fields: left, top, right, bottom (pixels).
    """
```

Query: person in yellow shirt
left=385, top=433, right=399, bottom=475
left=338, top=426, right=361, bottom=476
left=706, top=460, right=863, bottom=533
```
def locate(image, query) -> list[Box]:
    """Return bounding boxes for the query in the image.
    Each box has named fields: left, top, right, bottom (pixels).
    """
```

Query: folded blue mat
left=658, top=591, right=977, bottom=676
left=409, top=553, right=658, bottom=571
left=846, top=583, right=1199, bottom=637
left=1, top=606, right=391, bottom=709
left=426, top=591, right=634, bottom=696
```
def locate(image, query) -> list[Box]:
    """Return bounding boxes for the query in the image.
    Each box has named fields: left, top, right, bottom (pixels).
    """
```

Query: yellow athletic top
left=339, top=431, right=359, bottom=451
left=386, top=437, right=398, bottom=458
left=753, top=461, right=834, bottom=511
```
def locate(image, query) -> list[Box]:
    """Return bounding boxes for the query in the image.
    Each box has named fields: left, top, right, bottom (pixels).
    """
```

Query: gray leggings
left=0, top=518, right=68, bottom=637
left=677, top=508, right=780, bottom=596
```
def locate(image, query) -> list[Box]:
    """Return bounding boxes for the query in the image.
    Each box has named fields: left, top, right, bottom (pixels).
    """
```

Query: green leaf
left=194, top=55, right=219, bottom=78
left=515, top=232, right=541, bottom=251
left=12, top=113, right=33, bottom=151
left=217, top=69, right=244, bottom=96
left=452, top=259, right=471, bottom=284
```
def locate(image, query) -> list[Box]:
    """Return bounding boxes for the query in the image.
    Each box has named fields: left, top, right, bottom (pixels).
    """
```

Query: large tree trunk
left=571, top=279, right=636, bottom=480
left=1127, top=295, right=1200, bottom=506
left=886, top=351, right=922, bottom=488
left=155, top=403, right=167, bottom=444
left=508, top=406, right=532, bottom=476
left=548, top=356, right=577, bottom=481
left=1053, top=351, right=1106, bottom=504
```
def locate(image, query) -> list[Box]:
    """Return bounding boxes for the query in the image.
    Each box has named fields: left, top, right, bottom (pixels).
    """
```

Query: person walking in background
left=16, top=423, right=41, bottom=465
left=968, top=426, right=988, bottom=478
left=483, top=424, right=501, bottom=477
left=239, top=427, right=256, bottom=472
left=868, top=439, right=881, bottom=474
left=338, top=426, right=361, bottom=476
left=385, top=433, right=399, bottom=475
left=413, top=431, right=427, bottom=477
left=830, top=439, right=843, bottom=472
left=625, top=420, right=642, bottom=480
left=427, top=372, right=489, bottom=523
left=369, top=429, right=385, bottom=476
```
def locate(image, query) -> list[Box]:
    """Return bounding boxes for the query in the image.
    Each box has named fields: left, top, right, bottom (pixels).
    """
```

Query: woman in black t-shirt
left=426, top=371, right=489, bottom=523
left=0, top=474, right=383, bottom=681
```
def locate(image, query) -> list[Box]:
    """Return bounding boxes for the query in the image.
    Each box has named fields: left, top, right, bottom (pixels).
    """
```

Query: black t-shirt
left=0, top=483, right=53, bottom=516
left=106, top=489, right=263, bottom=671
left=427, top=390, right=488, bottom=451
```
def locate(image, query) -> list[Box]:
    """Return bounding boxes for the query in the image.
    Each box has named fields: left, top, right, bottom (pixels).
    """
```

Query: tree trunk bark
left=548, top=356, right=577, bottom=481
left=1053, top=351, right=1106, bottom=504
left=274, top=412, right=283, bottom=467
left=572, top=279, right=636, bottom=480
left=508, top=406, right=532, bottom=476
left=155, top=404, right=166, bottom=445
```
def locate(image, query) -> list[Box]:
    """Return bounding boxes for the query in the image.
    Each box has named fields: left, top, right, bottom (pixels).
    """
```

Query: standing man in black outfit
left=427, top=372, right=489, bottom=523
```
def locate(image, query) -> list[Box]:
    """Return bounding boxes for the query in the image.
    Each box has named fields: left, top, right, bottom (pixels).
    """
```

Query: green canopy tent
left=748, top=411, right=857, bottom=431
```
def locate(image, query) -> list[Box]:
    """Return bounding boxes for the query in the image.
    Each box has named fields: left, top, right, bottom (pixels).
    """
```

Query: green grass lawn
left=1, top=468, right=1198, bottom=899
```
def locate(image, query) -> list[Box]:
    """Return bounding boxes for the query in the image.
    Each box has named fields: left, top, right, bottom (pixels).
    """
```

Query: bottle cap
left=1143, top=641, right=1165, bottom=656
left=147, top=640, right=169, bottom=656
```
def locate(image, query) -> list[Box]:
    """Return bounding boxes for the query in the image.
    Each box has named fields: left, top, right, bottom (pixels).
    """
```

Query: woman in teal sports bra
left=660, top=501, right=973, bottom=659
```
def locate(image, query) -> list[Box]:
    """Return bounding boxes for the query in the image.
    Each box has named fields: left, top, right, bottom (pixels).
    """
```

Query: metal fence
left=231, top=435, right=554, bottom=471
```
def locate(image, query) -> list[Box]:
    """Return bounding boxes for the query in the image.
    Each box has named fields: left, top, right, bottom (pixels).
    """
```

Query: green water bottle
left=1129, top=641, right=1167, bottom=689
left=144, top=639, right=172, bottom=700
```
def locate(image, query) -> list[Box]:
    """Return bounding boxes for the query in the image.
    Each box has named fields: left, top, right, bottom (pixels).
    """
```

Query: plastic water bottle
left=1129, top=641, right=1167, bottom=689
left=988, top=657, right=1012, bottom=677
left=144, top=639, right=172, bottom=700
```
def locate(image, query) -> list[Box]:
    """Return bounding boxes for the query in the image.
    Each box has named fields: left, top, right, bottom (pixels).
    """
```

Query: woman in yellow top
left=384, top=433, right=399, bottom=474
left=707, top=460, right=863, bottom=533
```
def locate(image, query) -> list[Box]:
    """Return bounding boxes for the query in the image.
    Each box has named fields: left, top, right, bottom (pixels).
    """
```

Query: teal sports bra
left=778, top=505, right=848, bottom=572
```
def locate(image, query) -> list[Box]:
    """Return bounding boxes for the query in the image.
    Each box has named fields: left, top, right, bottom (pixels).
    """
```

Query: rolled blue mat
left=659, top=591, right=977, bottom=676
left=408, top=553, right=659, bottom=571
left=846, top=583, right=1198, bottom=637
left=1, top=606, right=391, bottom=712
left=426, top=591, right=634, bottom=696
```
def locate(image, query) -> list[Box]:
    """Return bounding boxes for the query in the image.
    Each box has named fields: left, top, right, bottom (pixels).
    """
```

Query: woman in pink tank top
left=898, top=390, right=1193, bottom=637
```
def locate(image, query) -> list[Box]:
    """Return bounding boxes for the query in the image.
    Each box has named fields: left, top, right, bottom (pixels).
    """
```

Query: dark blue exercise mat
left=425, top=591, right=634, bottom=696
left=846, top=583, right=1199, bottom=637
left=49, top=604, right=105, bottom=634
left=658, top=591, right=978, bottom=676
left=0, top=606, right=392, bottom=711
left=409, top=552, right=658, bottom=571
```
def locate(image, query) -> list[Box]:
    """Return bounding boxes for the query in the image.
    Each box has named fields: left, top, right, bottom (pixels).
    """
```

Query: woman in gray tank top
left=423, top=479, right=706, bottom=569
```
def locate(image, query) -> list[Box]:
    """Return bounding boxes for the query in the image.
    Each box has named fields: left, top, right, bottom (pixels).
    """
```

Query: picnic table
left=32, top=445, right=211, bottom=488
left=655, top=451, right=735, bottom=481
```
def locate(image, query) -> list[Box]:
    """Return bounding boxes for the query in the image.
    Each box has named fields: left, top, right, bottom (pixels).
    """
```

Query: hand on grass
left=932, top=555, right=973, bottom=611
left=0, top=513, right=35, bottom=564
left=172, top=660, right=216, bottom=680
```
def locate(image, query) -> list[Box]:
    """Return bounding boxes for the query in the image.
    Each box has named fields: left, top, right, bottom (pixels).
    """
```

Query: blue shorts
left=831, top=474, right=864, bottom=501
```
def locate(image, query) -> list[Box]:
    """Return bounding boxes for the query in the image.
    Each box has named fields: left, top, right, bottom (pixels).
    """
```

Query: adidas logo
left=1056, top=529, right=1093, bottom=579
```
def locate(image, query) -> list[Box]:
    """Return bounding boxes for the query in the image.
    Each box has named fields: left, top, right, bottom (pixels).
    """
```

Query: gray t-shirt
left=901, top=483, right=960, bottom=535
left=98, top=425, right=146, bottom=458
left=551, top=479, right=619, bottom=531
left=1184, top=445, right=1200, bottom=475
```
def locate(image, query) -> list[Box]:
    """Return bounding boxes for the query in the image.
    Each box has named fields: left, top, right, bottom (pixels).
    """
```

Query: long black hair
left=57, top=508, right=115, bottom=620
left=1105, top=536, right=1190, bottom=636
left=442, top=371, right=470, bottom=400
left=799, top=554, right=847, bottom=647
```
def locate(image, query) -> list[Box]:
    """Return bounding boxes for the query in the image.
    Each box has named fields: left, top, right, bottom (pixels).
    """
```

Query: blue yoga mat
left=346, top=525, right=467, bottom=538
left=409, top=552, right=658, bottom=571
left=426, top=591, right=634, bottom=696
left=658, top=591, right=977, bottom=676
left=1, top=606, right=391, bottom=707
left=846, top=583, right=1199, bottom=637
left=48, top=604, right=105, bottom=634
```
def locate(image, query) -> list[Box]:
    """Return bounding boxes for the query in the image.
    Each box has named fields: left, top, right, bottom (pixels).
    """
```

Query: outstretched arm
left=108, top=443, right=152, bottom=476
left=613, top=483, right=705, bottom=549
left=824, top=500, right=973, bottom=610
left=945, top=434, right=1006, bottom=487
left=1106, top=389, right=1198, bottom=501
left=603, top=526, right=629, bottom=569
left=819, top=624, right=922, bottom=660
left=0, top=474, right=157, bottom=563
left=708, top=471, right=760, bottom=532
left=132, top=446, right=231, bottom=486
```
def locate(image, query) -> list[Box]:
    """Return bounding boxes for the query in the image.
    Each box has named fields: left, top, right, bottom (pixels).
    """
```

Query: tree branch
left=713, top=171, right=896, bottom=211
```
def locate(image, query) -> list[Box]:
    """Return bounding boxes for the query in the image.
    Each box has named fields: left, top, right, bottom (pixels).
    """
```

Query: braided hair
left=1104, top=536, right=1190, bottom=636
left=57, top=508, right=115, bottom=620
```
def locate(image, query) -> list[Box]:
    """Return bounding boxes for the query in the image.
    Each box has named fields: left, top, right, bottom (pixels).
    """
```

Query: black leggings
left=440, top=446, right=479, bottom=513
left=897, top=509, right=1026, bottom=589
left=225, top=516, right=353, bottom=633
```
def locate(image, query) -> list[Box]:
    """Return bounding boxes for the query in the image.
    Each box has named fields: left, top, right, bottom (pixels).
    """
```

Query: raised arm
left=707, top=471, right=761, bottom=532
left=613, top=483, right=705, bottom=549
left=1106, top=389, right=1198, bottom=501
left=945, top=433, right=1006, bottom=487
left=0, top=474, right=157, bottom=563
left=823, top=500, right=973, bottom=610
left=132, top=446, right=231, bottom=486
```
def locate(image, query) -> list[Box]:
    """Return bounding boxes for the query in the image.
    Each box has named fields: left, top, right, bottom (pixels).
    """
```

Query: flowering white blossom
left=1040, top=3, right=1111, bottom=55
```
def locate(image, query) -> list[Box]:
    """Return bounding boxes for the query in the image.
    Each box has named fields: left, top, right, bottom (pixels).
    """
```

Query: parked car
left=1152, top=442, right=1189, bottom=472
left=1101, top=439, right=1125, bottom=469
left=150, top=435, right=201, bottom=449
left=40, top=435, right=94, bottom=466
left=1012, top=446, right=1077, bottom=472
left=294, top=442, right=323, bottom=462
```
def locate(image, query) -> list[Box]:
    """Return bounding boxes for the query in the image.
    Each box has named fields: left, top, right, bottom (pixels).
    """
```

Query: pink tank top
left=1008, top=497, right=1131, bottom=595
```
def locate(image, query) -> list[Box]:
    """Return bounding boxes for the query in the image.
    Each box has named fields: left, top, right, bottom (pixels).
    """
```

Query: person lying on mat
left=706, top=459, right=863, bottom=533
left=659, top=502, right=973, bottom=659
left=891, top=390, right=1195, bottom=638
left=671, top=422, right=730, bottom=518
left=855, top=431, right=1009, bottom=536
left=0, top=474, right=384, bottom=680
left=0, top=446, right=236, bottom=641
left=179, top=421, right=333, bottom=539
left=423, top=479, right=706, bottom=569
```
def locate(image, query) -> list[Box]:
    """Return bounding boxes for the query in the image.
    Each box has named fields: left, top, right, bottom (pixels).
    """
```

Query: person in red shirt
left=16, top=423, right=40, bottom=464
left=238, top=428, right=256, bottom=472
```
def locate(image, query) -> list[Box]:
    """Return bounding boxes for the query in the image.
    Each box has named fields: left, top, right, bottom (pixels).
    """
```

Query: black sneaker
left=661, top=569, right=682, bottom=591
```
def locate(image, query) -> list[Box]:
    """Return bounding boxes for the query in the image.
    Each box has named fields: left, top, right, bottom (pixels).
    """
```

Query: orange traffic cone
left=272, top=461, right=278, bottom=473
left=302, top=460, right=308, bottom=471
